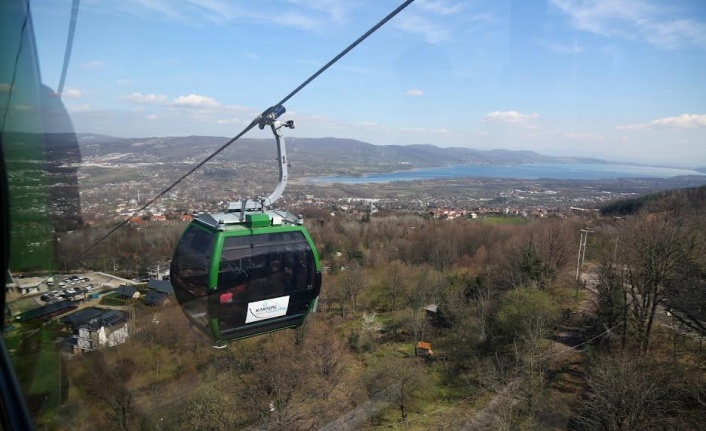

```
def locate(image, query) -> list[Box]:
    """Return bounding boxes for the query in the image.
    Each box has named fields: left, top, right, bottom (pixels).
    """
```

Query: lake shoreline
left=301, top=162, right=706, bottom=185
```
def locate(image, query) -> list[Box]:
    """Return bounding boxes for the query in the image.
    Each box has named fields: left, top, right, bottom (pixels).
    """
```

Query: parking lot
left=7, top=272, right=138, bottom=304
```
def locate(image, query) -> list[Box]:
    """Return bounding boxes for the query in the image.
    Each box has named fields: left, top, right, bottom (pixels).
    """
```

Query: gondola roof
left=192, top=209, right=302, bottom=232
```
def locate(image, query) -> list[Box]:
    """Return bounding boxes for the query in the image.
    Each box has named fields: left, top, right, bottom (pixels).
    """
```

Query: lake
left=305, top=163, right=704, bottom=184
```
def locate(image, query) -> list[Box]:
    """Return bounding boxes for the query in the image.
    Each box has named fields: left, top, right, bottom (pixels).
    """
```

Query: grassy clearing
left=480, top=216, right=531, bottom=225
left=358, top=336, right=485, bottom=430
left=366, top=368, right=490, bottom=431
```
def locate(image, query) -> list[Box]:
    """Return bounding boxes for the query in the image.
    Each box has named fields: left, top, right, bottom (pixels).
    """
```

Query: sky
left=28, top=0, right=706, bottom=167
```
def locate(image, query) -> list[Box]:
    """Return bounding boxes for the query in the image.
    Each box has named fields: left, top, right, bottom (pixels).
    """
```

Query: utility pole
left=575, top=228, right=593, bottom=294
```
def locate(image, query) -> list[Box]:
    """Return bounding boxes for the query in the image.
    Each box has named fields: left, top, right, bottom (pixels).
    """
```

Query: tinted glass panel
left=170, top=224, right=214, bottom=332
left=214, top=231, right=316, bottom=332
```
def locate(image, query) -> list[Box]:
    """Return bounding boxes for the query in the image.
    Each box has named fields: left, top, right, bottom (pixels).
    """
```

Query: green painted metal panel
left=246, top=213, right=270, bottom=228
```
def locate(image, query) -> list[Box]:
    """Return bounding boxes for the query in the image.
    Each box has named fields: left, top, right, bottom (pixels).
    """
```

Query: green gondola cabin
left=171, top=209, right=322, bottom=346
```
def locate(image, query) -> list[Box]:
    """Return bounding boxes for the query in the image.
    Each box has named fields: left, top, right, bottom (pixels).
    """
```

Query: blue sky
left=29, top=0, right=706, bottom=167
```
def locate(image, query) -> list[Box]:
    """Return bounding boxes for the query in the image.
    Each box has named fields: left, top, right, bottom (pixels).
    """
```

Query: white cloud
left=465, top=12, right=495, bottom=25
left=283, top=0, right=349, bottom=23
left=393, top=4, right=495, bottom=44
left=187, top=0, right=353, bottom=27
left=128, top=0, right=181, bottom=19
left=67, top=104, right=91, bottom=113
left=187, top=0, right=233, bottom=16
left=61, top=88, right=83, bottom=98
left=122, top=92, right=168, bottom=104
left=143, top=0, right=351, bottom=31
left=393, top=15, right=450, bottom=44
left=483, top=110, right=540, bottom=126
left=405, top=89, right=423, bottom=97
left=651, top=114, right=706, bottom=128
left=146, top=114, right=158, bottom=120
left=216, top=118, right=241, bottom=125
left=172, top=94, right=221, bottom=109
left=119, top=90, right=253, bottom=114
left=417, top=0, right=464, bottom=16
left=269, top=11, right=320, bottom=31
left=617, top=113, right=706, bottom=130
left=400, top=127, right=427, bottom=133
left=643, top=19, right=706, bottom=50
left=550, top=0, right=706, bottom=49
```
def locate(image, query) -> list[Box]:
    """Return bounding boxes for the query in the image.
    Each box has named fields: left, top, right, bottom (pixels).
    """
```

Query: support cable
left=48, top=0, right=417, bottom=278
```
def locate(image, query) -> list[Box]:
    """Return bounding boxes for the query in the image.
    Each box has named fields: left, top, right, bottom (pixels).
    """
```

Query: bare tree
left=620, top=210, right=690, bottom=352
left=495, top=289, right=559, bottom=415
left=335, top=263, right=367, bottom=317
left=404, top=265, right=440, bottom=342
left=229, top=328, right=360, bottom=430
left=504, top=221, right=573, bottom=290
left=436, top=273, right=491, bottom=362
left=576, top=356, right=679, bottom=431
left=534, top=220, right=573, bottom=287
left=427, top=223, right=460, bottom=273
left=385, top=260, right=408, bottom=312
left=495, top=289, right=560, bottom=342
left=471, top=276, right=494, bottom=344
left=78, top=353, right=138, bottom=431
left=364, top=358, right=429, bottom=422
left=302, top=317, right=351, bottom=388
left=592, top=253, right=626, bottom=338
left=233, top=335, right=315, bottom=430
left=663, top=248, right=706, bottom=337
left=180, top=383, right=238, bottom=431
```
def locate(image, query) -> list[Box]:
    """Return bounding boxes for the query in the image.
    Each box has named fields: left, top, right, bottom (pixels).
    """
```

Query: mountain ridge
left=75, top=133, right=605, bottom=167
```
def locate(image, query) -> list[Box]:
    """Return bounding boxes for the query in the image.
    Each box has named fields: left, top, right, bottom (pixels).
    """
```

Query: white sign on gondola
left=246, top=296, right=290, bottom=323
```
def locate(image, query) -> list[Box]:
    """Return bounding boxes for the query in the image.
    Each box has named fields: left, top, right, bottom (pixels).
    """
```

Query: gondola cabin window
left=215, top=231, right=316, bottom=333
left=171, top=224, right=214, bottom=333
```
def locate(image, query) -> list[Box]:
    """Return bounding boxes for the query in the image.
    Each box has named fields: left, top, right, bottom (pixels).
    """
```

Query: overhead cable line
left=57, top=0, right=417, bottom=274
left=276, top=0, right=415, bottom=108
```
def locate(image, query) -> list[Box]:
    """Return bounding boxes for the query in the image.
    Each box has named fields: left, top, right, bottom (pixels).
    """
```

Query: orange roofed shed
left=416, top=341, right=433, bottom=357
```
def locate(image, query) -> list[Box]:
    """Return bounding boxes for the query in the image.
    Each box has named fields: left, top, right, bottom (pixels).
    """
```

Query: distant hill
left=600, top=185, right=706, bottom=216
left=75, top=134, right=603, bottom=168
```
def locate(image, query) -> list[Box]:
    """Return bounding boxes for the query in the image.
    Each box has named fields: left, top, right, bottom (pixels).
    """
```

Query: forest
left=24, top=187, right=706, bottom=430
